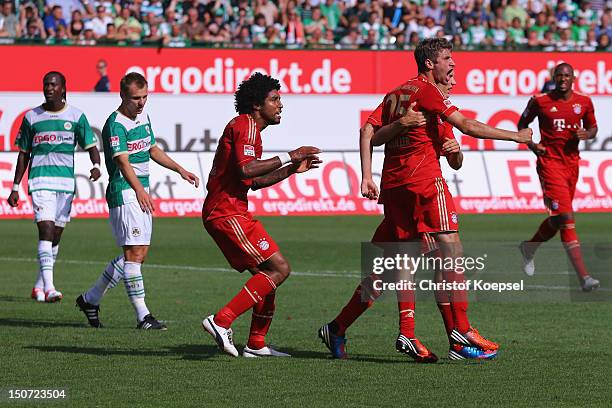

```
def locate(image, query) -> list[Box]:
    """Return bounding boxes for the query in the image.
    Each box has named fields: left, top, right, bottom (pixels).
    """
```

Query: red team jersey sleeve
left=417, top=82, right=458, bottom=120
left=582, top=97, right=597, bottom=129
left=232, top=115, right=260, bottom=167
left=367, top=103, right=383, bottom=129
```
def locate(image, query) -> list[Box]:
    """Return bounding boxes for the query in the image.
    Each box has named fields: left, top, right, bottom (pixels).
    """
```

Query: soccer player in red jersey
left=320, top=38, right=532, bottom=362
left=201, top=73, right=321, bottom=358
left=518, top=63, right=600, bottom=292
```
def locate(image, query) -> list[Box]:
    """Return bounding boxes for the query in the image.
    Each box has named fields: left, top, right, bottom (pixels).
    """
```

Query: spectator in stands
left=556, top=27, right=576, bottom=51
left=88, top=5, right=113, bottom=38
left=284, top=9, right=305, bottom=45
left=443, top=0, right=460, bottom=36
left=94, top=59, right=110, bottom=92
left=234, top=25, right=251, bottom=44
left=305, top=6, right=329, bottom=36
left=540, top=29, right=556, bottom=51
left=23, top=16, right=47, bottom=39
left=114, top=6, right=142, bottom=41
left=421, top=16, right=442, bottom=39
left=182, top=7, right=206, bottom=41
left=255, top=0, right=278, bottom=27
left=597, top=32, right=610, bottom=51
left=47, top=0, right=92, bottom=25
left=251, top=13, right=266, bottom=41
left=423, top=0, right=443, bottom=25
left=141, top=0, right=164, bottom=19
left=467, top=16, right=487, bottom=46
left=487, top=17, right=507, bottom=47
left=47, top=22, right=69, bottom=43
left=503, top=0, right=528, bottom=26
left=79, top=27, right=96, bottom=45
left=103, top=23, right=116, bottom=40
left=320, top=0, right=341, bottom=32
left=159, top=8, right=178, bottom=38
left=44, top=5, right=67, bottom=36
left=595, top=12, right=611, bottom=40
left=344, top=0, right=369, bottom=24
left=168, top=22, right=188, bottom=46
left=359, top=11, right=385, bottom=42
left=0, top=0, right=20, bottom=38
left=507, top=16, right=526, bottom=45
left=68, top=10, right=84, bottom=39
left=339, top=27, right=361, bottom=48
left=555, top=0, right=572, bottom=29
left=530, top=12, right=549, bottom=40
left=582, top=29, right=598, bottom=51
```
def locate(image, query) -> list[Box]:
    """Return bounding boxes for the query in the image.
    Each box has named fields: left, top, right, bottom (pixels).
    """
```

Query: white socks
left=123, top=261, right=150, bottom=322
left=84, top=255, right=125, bottom=305
left=34, top=244, right=58, bottom=289
left=37, top=240, right=55, bottom=292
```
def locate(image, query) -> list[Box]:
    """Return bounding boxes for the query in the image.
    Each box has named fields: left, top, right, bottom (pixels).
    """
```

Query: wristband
left=12, top=183, right=19, bottom=192
left=93, top=163, right=100, bottom=169
left=278, top=152, right=292, bottom=165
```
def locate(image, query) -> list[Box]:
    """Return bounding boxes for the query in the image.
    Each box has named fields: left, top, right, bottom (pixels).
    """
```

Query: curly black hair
left=234, top=72, right=281, bottom=114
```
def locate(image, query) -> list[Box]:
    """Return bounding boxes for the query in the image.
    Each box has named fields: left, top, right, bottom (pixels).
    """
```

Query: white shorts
left=109, top=201, right=153, bottom=247
left=31, top=190, right=74, bottom=227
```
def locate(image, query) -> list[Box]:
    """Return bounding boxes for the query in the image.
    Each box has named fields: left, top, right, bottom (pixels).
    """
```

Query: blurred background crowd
left=0, top=0, right=610, bottom=50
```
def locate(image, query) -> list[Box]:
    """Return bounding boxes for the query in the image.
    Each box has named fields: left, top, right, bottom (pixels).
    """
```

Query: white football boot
left=202, top=315, right=239, bottom=357
left=243, top=345, right=291, bottom=358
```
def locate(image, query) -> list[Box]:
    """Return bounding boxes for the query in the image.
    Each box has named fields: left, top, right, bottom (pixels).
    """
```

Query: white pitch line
left=1, top=256, right=609, bottom=292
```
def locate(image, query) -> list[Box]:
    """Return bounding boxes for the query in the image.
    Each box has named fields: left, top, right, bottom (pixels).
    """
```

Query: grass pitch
left=1, top=214, right=611, bottom=407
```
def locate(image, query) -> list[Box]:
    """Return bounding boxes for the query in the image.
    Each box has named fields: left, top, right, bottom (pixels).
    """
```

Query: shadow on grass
left=26, top=344, right=221, bottom=360
left=0, top=318, right=84, bottom=328
left=0, top=295, right=32, bottom=303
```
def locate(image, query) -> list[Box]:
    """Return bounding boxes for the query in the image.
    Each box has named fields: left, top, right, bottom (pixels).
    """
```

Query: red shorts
left=204, top=214, right=279, bottom=272
left=537, top=162, right=578, bottom=215
left=372, top=177, right=458, bottom=242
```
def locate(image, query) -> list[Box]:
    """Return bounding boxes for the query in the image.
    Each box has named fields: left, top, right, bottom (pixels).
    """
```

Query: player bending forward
left=8, top=71, right=101, bottom=303
left=320, top=38, right=532, bottom=361
left=201, top=73, right=321, bottom=358
left=518, top=63, right=599, bottom=292
left=76, top=73, right=199, bottom=329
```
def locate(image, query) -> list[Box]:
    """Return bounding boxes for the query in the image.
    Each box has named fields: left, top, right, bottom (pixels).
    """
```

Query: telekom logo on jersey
left=127, top=138, right=151, bottom=153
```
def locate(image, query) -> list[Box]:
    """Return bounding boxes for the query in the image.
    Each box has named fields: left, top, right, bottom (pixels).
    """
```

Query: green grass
left=0, top=214, right=611, bottom=407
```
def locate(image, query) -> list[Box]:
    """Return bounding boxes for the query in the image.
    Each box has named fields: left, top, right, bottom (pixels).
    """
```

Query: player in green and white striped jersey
left=76, top=72, right=199, bottom=330
left=7, top=71, right=102, bottom=303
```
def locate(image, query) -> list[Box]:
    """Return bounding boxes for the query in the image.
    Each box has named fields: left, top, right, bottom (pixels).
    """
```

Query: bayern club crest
left=258, top=238, right=270, bottom=251
left=451, top=212, right=458, bottom=224
left=572, top=104, right=582, bottom=115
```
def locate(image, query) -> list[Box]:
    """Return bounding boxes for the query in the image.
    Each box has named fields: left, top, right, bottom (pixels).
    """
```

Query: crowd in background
left=0, top=0, right=610, bottom=50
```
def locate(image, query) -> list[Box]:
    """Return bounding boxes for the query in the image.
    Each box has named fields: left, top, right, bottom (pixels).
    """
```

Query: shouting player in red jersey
left=201, top=73, right=321, bottom=357
left=320, top=38, right=532, bottom=362
left=518, top=63, right=600, bottom=292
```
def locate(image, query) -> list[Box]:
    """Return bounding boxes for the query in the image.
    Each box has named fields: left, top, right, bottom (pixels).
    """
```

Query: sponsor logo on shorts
left=132, top=227, right=141, bottom=237
left=64, top=122, right=72, bottom=131
left=244, top=145, right=255, bottom=157
left=451, top=212, right=458, bottom=224
left=572, top=104, right=581, bottom=115
left=110, top=136, right=120, bottom=147
left=551, top=200, right=559, bottom=210
left=257, top=238, right=270, bottom=251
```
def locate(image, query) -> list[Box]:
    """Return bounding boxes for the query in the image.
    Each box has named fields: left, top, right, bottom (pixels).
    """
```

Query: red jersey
left=367, top=103, right=383, bottom=129
left=521, top=92, right=596, bottom=164
left=380, top=75, right=458, bottom=189
left=203, top=114, right=262, bottom=222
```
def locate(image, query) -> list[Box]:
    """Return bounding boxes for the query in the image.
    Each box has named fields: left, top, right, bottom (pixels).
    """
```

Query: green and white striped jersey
left=15, top=104, right=97, bottom=194
left=102, top=111, right=156, bottom=208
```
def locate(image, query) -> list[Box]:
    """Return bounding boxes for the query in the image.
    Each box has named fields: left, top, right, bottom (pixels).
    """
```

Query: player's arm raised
left=149, top=145, right=199, bottom=187
left=7, top=151, right=30, bottom=207
left=446, top=110, right=533, bottom=144
left=371, top=102, right=426, bottom=147
left=251, top=157, right=322, bottom=191
left=359, top=122, right=378, bottom=200
left=114, top=154, right=155, bottom=213
left=240, top=146, right=321, bottom=179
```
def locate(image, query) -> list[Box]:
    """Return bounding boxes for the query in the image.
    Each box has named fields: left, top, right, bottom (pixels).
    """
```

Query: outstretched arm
left=149, top=145, right=199, bottom=187
left=251, top=158, right=322, bottom=190
left=241, top=146, right=321, bottom=179
left=447, top=110, right=532, bottom=143
left=7, top=151, right=30, bottom=207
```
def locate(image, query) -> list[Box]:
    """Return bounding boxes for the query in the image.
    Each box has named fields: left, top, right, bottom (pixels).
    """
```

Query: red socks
left=529, top=217, right=559, bottom=244
left=560, top=220, right=589, bottom=279
left=333, top=275, right=380, bottom=335
left=446, top=269, right=470, bottom=333
left=397, top=288, right=415, bottom=338
left=247, top=291, right=276, bottom=349
left=214, top=273, right=277, bottom=329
